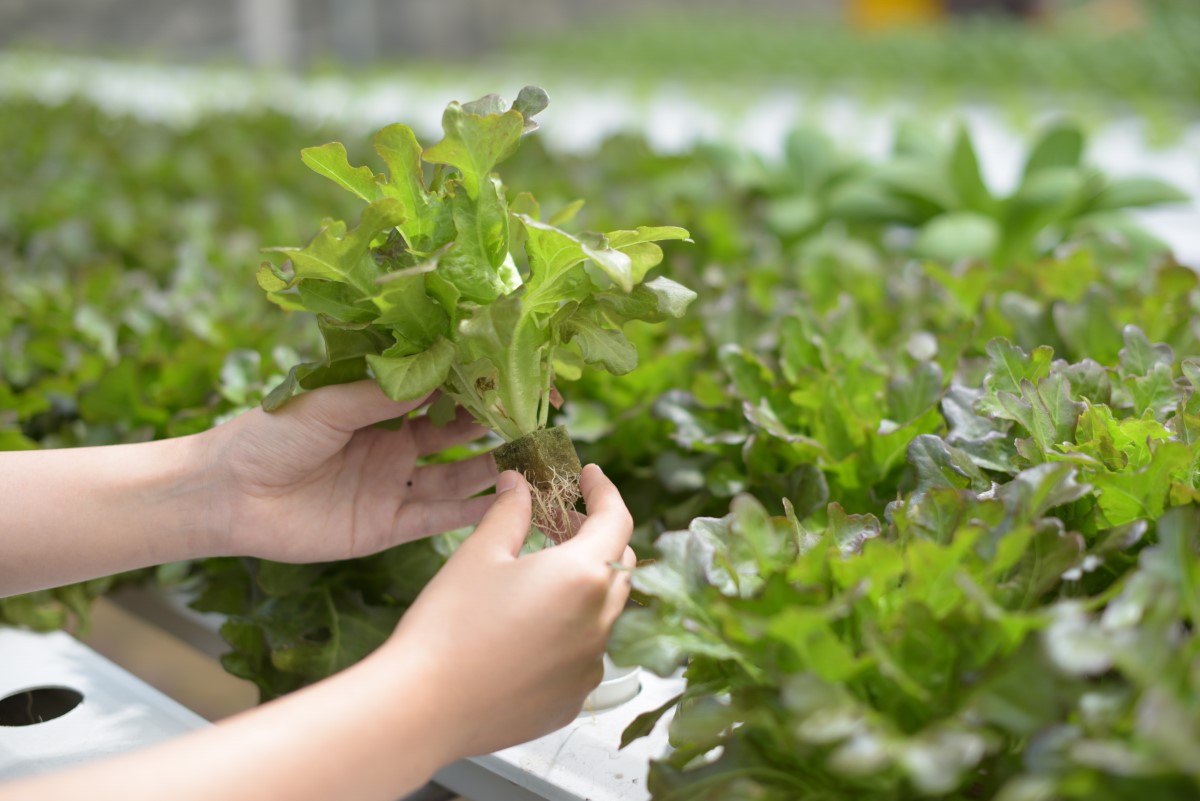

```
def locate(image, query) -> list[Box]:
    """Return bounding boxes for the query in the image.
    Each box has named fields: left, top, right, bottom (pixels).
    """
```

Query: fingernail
left=497, top=470, right=519, bottom=494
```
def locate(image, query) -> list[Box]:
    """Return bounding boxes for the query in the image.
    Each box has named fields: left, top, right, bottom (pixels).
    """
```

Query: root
left=526, top=465, right=582, bottom=543
left=493, top=425, right=583, bottom=544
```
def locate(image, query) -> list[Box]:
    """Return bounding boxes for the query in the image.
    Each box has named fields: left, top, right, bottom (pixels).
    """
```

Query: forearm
left=0, top=435, right=221, bottom=597
left=0, top=645, right=452, bottom=801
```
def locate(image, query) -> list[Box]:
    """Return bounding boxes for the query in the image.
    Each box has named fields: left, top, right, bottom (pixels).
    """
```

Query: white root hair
left=526, top=465, right=582, bottom=543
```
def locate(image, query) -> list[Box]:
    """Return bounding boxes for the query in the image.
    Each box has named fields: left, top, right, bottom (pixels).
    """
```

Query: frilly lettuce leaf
left=262, top=87, right=692, bottom=443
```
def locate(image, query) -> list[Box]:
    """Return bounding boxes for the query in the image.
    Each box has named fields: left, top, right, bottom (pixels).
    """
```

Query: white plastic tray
left=0, top=627, right=208, bottom=781
left=437, top=668, right=684, bottom=801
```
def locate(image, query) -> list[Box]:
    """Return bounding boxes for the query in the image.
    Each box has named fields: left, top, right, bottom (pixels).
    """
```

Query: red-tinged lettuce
left=614, top=325, right=1200, bottom=800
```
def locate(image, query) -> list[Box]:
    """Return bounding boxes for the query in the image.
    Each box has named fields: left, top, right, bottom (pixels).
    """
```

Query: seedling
left=258, top=87, right=695, bottom=537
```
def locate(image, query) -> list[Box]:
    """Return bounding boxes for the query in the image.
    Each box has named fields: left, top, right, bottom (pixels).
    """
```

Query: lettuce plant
left=611, top=227, right=1200, bottom=801
left=258, top=88, right=694, bottom=533
left=615, top=324, right=1200, bottom=799
left=829, top=121, right=1188, bottom=269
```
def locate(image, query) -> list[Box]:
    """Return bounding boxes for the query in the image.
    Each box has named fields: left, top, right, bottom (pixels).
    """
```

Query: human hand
left=377, top=465, right=636, bottom=760
left=200, top=380, right=498, bottom=562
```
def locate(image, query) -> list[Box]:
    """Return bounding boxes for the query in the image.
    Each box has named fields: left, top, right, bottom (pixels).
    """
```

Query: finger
left=566, top=465, right=634, bottom=560
left=391, top=494, right=497, bottom=545
left=286, top=380, right=433, bottom=433
left=408, top=406, right=491, bottom=457
left=410, top=452, right=498, bottom=501
left=541, top=509, right=587, bottom=546
left=565, top=510, right=588, bottom=540
left=602, top=546, right=637, bottom=622
left=460, top=471, right=531, bottom=558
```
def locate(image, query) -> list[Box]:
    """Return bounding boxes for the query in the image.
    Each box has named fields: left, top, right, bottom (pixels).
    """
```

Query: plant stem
left=537, top=341, right=554, bottom=430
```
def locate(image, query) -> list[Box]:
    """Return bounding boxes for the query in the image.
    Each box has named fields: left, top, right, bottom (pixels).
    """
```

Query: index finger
left=564, top=464, right=634, bottom=560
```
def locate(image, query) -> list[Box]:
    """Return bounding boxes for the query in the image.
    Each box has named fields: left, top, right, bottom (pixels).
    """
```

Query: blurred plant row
left=1, top=94, right=1197, bottom=798
left=508, top=3, right=1200, bottom=140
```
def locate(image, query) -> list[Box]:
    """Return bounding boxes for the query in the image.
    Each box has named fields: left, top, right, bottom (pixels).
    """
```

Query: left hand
left=199, top=381, right=498, bottom=562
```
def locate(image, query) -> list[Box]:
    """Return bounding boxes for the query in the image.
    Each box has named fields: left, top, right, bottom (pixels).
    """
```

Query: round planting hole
left=0, top=687, right=84, bottom=726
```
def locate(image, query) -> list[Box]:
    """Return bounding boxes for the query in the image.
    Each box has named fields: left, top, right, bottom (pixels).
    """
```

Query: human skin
left=0, top=381, right=501, bottom=595
left=0, top=381, right=636, bottom=801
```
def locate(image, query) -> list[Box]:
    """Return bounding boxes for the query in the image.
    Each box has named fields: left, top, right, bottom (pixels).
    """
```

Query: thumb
left=284, top=380, right=433, bottom=433
left=462, top=471, right=532, bottom=558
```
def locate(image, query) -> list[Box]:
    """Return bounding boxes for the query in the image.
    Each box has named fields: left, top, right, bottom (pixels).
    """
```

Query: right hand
left=378, top=464, right=636, bottom=761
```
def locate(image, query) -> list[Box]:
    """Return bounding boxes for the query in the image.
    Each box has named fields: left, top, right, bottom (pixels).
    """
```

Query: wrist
left=149, top=431, right=231, bottom=562
left=362, top=633, right=463, bottom=771
left=177, top=425, right=236, bottom=558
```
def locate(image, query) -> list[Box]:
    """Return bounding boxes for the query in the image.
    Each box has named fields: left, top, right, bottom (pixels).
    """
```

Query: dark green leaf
left=621, top=693, right=684, bottom=750
left=888, top=361, right=944, bottom=424
left=1119, top=325, right=1173, bottom=377
left=907, top=434, right=990, bottom=495
left=825, top=502, right=882, bottom=555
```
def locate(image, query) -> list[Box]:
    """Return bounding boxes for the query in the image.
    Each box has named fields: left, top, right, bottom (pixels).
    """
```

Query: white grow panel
left=0, top=620, right=681, bottom=801
left=0, top=627, right=208, bottom=781
left=438, top=667, right=686, bottom=801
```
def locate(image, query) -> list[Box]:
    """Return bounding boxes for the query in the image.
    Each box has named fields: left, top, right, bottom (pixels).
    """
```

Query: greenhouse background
left=3, top=0, right=1200, bottom=799
left=4, top=0, right=1197, bottom=262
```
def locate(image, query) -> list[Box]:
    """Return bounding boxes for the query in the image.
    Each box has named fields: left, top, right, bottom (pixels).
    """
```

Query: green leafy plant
left=4, top=88, right=1196, bottom=749
left=826, top=121, right=1188, bottom=269
left=258, top=88, right=694, bottom=534
left=615, top=316, right=1200, bottom=798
